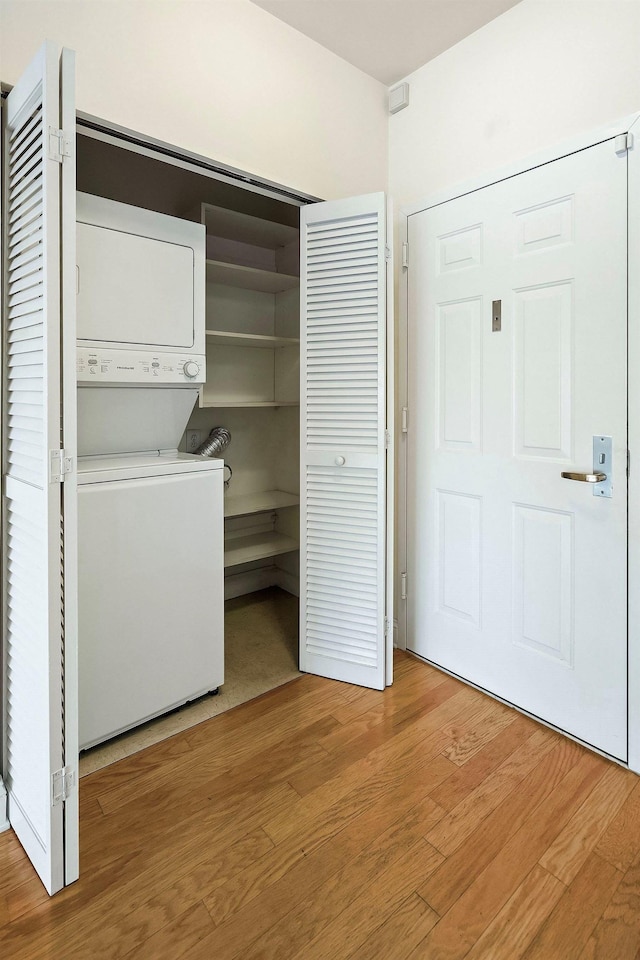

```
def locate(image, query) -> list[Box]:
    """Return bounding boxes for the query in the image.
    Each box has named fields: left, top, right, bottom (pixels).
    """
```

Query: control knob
left=183, top=360, right=200, bottom=379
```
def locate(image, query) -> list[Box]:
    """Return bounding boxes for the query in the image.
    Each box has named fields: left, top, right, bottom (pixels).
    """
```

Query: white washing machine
left=78, top=453, right=224, bottom=750
left=76, top=194, right=224, bottom=749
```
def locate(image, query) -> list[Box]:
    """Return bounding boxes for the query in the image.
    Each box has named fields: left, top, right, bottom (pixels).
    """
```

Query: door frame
left=397, top=111, right=640, bottom=773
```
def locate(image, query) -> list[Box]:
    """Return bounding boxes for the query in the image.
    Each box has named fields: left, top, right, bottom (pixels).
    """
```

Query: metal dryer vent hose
left=196, top=426, right=231, bottom=458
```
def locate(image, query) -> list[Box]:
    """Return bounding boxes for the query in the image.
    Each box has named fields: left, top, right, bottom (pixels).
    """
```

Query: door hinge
left=401, top=407, right=409, bottom=434
left=401, top=572, right=407, bottom=600
left=52, top=767, right=76, bottom=806
left=402, top=242, right=409, bottom=268
left=384, top=617, right=391, bottom=637
left=384, top=244, right=391, bottom=263
left=627, top=449, right=631, bottom=479
left=615, top=132, right=633, bottom=156
left=50, top=449, right=73, bottom=483
left=48, top=127, right=72, bottom=163
left=385, top=430, right=392, bottom=449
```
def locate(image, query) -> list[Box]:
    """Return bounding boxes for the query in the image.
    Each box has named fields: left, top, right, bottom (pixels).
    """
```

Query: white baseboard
left=274, top=568, right=299, bottom=597
left=224, top=566, right=278, bottom=600
left=224, top=565, right=300, bottom=601
left=0, top=778, right=9, bottom=833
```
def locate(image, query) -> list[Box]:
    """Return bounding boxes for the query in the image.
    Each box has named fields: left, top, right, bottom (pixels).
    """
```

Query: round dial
left=183, top=360, right=200, bottom=379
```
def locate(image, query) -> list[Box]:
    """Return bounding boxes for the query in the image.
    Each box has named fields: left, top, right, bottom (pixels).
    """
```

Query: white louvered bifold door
left=2, top=42, right=78, bottom=895
left=300, top=193, right=391, bottom=690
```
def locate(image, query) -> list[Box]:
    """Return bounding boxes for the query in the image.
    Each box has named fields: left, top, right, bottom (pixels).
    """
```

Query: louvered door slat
left=9, top=212, right=43, bottom=246
left=307, top=623, right=378, bottom=643
left=10, top=181, right=43, bottom=220
left=9, top=121, right=42, bottom=168
left=307, top=319, right=377, bottom=331
left=9, top=267, right=43, bottom=297
left=9, top=106, right=41, bottom=146
left=307, top=218, right=378, bottom=237
left=9, top=242, right=44, bottom=279
left=308, top=257, right=378, bottom=269
left=8, top=137, right=43, bottom=182
left=307, top=277, right=377, bottom=291
left=309, top=295, right=379, bottom=308
left=2, top=41, right=77, bottom=896
left=9, top=207, right=43, bottom=247
left=7, top=316, right=42, bottom=343
left=9, top=190, right=42, bottom=228
left=9, top=278, right=43, bottom=314
left=300, top=194, right=391, bottom=690
left=6, top=334, right=44, bottom=355
left=8, top=173, right=42, bottom=215
left=9, top=226, right=44, bottom=260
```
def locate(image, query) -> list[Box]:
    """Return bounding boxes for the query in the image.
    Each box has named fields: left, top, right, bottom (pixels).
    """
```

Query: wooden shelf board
left=224, top=490, right=299, bottom=519
left=202, top=204, right=299, bottom=249
left=200, top=399, right=299, bottom=408
left=206, top=330, right=299, bottom=349
left=206, top=259, right=299, bottom=294
left=224, top=531, right=299, bottom=568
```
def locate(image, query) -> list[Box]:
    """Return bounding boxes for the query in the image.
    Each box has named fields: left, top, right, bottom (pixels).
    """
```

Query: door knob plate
left=560, top=437, right=613, bottom=498
left=592, top=436, right=613, bottom=498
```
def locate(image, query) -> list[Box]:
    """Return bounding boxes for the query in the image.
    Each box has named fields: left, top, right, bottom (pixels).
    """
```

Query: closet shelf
left=202, top=204, right=299, bottom=249
left=224, top=490, right=299, bottom=519
left=224, top=531, right=299, bottom=568
left=206, top=259, right=299, bottom=294
left=206, top=330, right=299, bottom=349
left=200, top=399, right=299, bottom=408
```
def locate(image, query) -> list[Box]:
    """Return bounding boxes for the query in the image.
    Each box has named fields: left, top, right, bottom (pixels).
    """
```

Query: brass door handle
left=561, top=471, right=607, bottom=483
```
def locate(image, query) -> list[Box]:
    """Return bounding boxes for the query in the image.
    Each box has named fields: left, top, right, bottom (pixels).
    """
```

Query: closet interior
left=76, top=130, right=303, bottom=762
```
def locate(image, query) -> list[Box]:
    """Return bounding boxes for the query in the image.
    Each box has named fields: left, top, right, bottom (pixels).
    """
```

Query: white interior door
left=300, top=193, right=392, bottom=690
left=2, top=41, right=78, bottom=894
left=407, top=139, right=628, bottom=760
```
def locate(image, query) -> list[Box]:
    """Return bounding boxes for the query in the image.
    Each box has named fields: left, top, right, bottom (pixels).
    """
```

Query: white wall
left=390, top=0, right=640, bottom=209
left=0, top=0, right=388, bottom=201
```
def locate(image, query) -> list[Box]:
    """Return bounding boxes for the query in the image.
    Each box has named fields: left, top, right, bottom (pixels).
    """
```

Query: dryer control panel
left=77, top=347, right=205, bottom=385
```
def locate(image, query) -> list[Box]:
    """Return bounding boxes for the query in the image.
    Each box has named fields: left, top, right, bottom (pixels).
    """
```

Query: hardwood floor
left=1, top=651, right=639, bottom=959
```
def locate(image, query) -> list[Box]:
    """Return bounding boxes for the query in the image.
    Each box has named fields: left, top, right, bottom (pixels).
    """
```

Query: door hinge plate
left=402, top=242, right=409, bottom=268
left=52, top=767, right=76, bottom=806
left=615, top=132, right=633, bottom=156
left=384, top=244, right=391, bottom=263
left=50, top=449, right=73, bottom=483
left=400, top=572, right=407, bottom=600
left=384, top=617, right=391, bottom=637
left=385, top=430, right=392, bottom=449
left=401, top=407, right=408, bottom=434
left=48, top=127, right=72, bottom=163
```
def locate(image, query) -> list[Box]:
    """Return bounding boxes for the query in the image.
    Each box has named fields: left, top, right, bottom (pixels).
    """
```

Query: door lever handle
left=561, top=471, right=607, bottom=483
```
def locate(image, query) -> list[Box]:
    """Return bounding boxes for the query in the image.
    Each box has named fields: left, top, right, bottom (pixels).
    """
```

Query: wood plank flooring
left=1, top=650, right=639, bottom=959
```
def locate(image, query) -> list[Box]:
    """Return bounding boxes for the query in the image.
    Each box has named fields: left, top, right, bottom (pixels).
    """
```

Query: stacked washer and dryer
left=75, top=193, right=224, bottom=751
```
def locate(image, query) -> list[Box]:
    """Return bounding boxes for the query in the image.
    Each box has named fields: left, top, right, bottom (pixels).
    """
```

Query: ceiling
left=250, top=0, right=522, bottom=86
